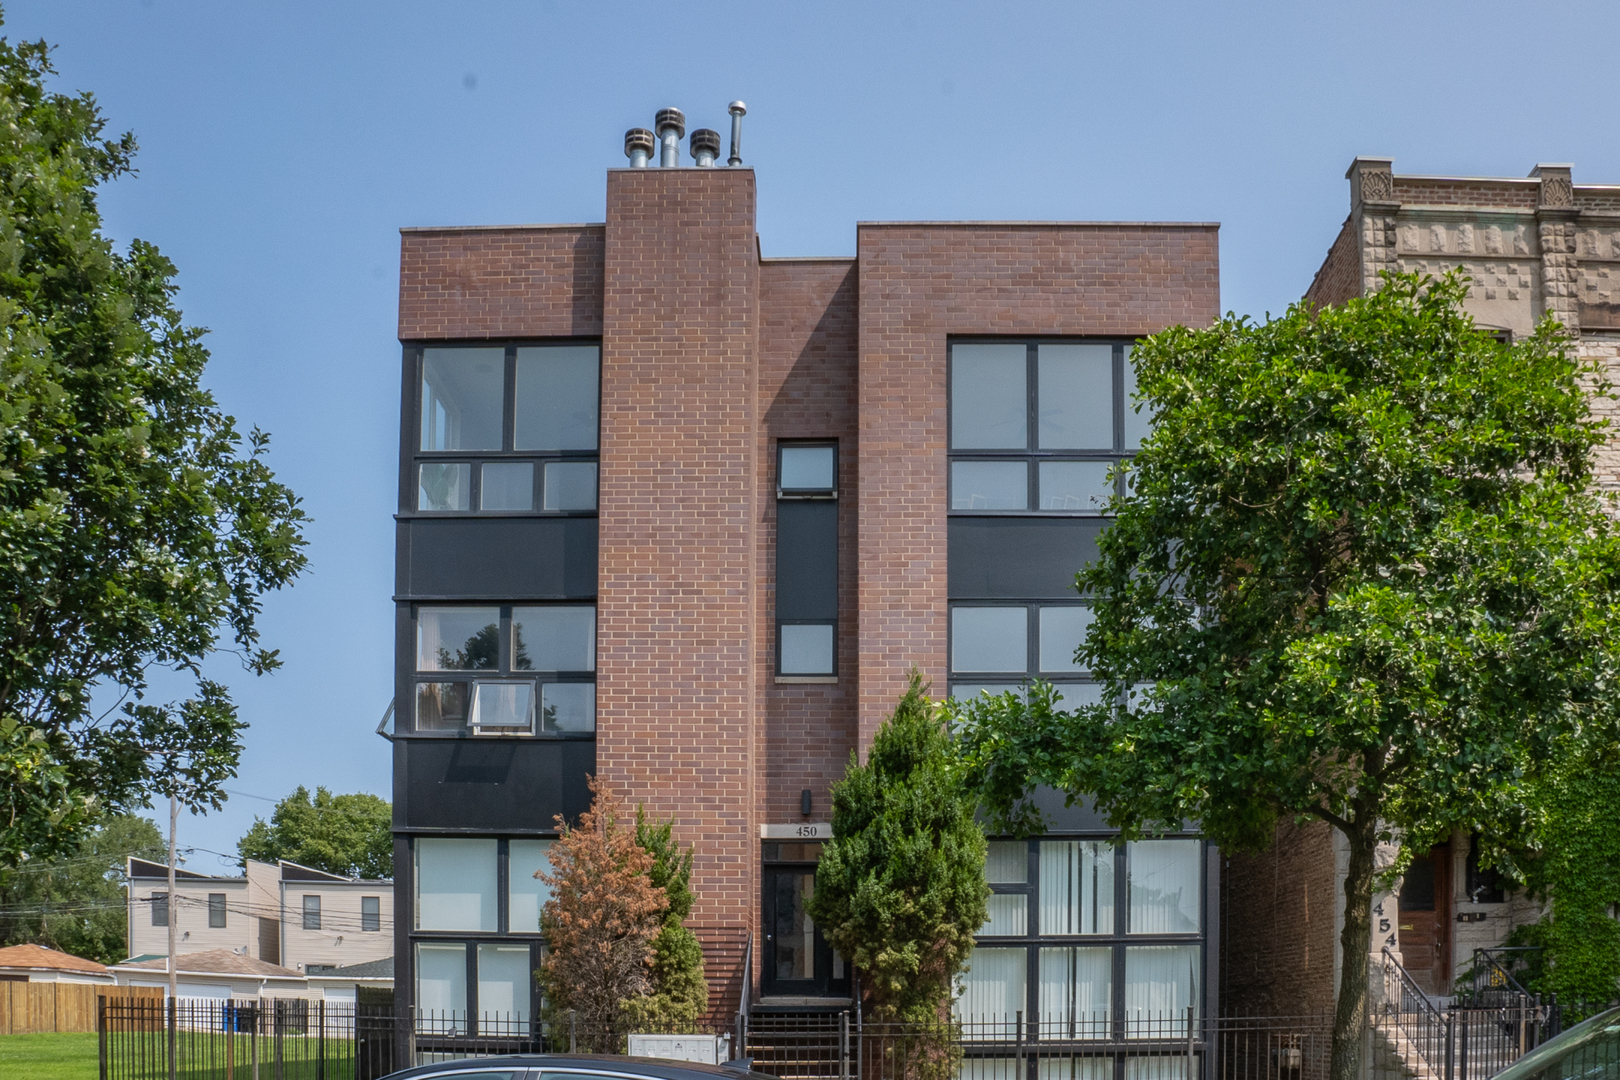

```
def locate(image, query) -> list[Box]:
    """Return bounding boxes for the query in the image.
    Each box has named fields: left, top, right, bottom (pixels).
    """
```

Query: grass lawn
left=0, top=1032, right=98, bottom=1080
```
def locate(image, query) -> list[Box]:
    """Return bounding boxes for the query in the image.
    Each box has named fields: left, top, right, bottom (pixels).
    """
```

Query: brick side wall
left=398, top=225, right=605, bottom=340
left=757, top=260, right=861, bottom=825
left=596, top=169, right=760, bottom=932
left=853, top=224, right=1221, bottom=744
left=1305, top=216, right=1361, bottom=309
left=1392, top=178, right=1539, bottom=211
left=1221, top=819, right=1340, bottom=1015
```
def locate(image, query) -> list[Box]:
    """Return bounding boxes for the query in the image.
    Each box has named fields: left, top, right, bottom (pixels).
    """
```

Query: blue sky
left=12, top=0, right=1620, bottom=871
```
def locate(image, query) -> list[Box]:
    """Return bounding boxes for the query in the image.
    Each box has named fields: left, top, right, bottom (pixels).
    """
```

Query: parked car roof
left=384, top=1054, right=778, bottom=1080
left=1490, top=1007, right=1620, bottom=1080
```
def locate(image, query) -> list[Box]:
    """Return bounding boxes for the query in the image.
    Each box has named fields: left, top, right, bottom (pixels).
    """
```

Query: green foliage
left=0, top=26, right=308, bottom=865
left=808, top=671, right=988, bottom=1030
left=236, top=787, right=391, bottom=879
left=623, top=805, right=708, bottom=1033
left=952, top=274, right=1620, bottom=1080
left=0, top=814, right=165, bottom=964
left=1506, top=744, right=1620, bottom=1013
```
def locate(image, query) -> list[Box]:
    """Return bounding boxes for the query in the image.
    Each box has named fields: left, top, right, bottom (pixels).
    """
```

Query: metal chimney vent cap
left=655, top=108, right=686, bottom=139
left=690, top=128, right=721, bottom=166
left=624, top=128, right=655, bottom=167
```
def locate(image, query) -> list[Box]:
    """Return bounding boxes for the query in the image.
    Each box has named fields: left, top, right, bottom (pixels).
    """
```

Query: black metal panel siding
left=947, top=517, right=1105, bottom=599
left=775, top=501, right=838, bottom=620
left=398, top=738, right=594, bottom=831
left=397, top=518, right=598, bottom=599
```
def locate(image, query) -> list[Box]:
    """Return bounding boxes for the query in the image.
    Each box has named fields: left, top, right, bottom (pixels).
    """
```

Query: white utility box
left=627, top=1033, right=733, bottom=1064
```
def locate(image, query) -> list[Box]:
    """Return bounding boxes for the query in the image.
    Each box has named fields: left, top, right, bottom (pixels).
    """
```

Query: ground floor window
left=413, top=939, right=539, bottom=1035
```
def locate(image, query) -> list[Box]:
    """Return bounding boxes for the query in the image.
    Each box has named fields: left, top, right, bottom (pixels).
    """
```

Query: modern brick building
left=390, top=107, right=1222, bottom=1072
left=1222, top=158, right=1620, bottom=1016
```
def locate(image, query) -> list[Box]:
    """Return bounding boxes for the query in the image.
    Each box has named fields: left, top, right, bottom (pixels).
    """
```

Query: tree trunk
left=1330, top=820, right=1377, bottom=1080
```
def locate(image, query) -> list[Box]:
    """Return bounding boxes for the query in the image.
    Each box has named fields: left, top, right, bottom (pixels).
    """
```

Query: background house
left=0, top=944, right=114, bottom=985
left=1222, top=158, right=1620, bottom=1013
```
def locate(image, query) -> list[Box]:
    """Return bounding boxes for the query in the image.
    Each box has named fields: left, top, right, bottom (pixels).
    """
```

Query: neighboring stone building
left=389, top=105, right=1222, bottom=1065
left=1223, top=158, right=1620, bottom=1014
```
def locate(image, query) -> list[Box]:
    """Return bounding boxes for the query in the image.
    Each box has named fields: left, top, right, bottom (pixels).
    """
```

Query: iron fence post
left=1458, top=1010, right=1468, bottom=1080
left=1015, top=1010, right=1025, bottom=1080
left=1186, top=1005, right=1195, bottom=1080
left=318, top=998, right=325, bottom=1080
left=840, top=1010, right=850, bottom=1080
left=1443, top=1012, right=1453, bottom=1080
left=569, top=1008, right=577, bottom=1053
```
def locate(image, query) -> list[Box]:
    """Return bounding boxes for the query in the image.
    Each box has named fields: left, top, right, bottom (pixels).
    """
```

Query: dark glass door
left=761, top=863, right=850, bottom=998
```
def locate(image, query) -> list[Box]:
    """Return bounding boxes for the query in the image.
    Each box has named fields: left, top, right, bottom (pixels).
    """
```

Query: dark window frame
left=777, top=441, right=838, bottom=499
left=361, top=895, right=381, bottom=932
left=972, top=835, right=1208, bottom=1046
left=404, top=340, right=602, bottom=519
left=775, top=439, right=839, bottom=678
left=947, top=339, right=1140, bottom=517
left=947, top=600, right=1096, bottom=701
left=150, top=892, right=168, bottom=928
left=410, top=602, right=597, bottom=738
left=208, top=893, right=227, bottom=929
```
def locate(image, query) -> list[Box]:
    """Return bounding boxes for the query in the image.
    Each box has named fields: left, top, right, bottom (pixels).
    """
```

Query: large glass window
left=508, top=840, right=555, bottom=934
left=411, top=343, right=599, bottom=515
left=1127, top=840, right=1201, bottom=934
left=415, top=839, right=498, bottom=932
left=1040, top=841, right=1114, bottom=935
left=422, top=348, right=504, bottom=452
left=1038, top=947, right=1112, bottom=1038
left=476, top=943, right=533, bottom=1025
left=415, top=604, right=595, bottom=736
left=949, top=340, right=1139, bottom=516
left=951, top=603, right=1096, bottom=705
left=415, top=942, right=468, bottom=1030
left=1124, top=945, right=1200, bottom=1036
left=958, top=947, right=1027, bottom=1026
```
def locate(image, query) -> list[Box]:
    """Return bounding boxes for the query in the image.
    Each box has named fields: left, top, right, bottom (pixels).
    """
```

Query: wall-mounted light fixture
left=801, top=789, right=813, bottom=817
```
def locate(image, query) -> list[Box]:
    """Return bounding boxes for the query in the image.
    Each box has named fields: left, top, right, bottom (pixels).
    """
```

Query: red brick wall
left=595, top=168, right=760, bottom=933
left=853, top=223, right=1221, bottom=743
left=756, top=259, right=860, bottom=826
left=1305, top=216, right=1360, bottom=309
left=1221, top=819, right=1340, bottom=1015
left=398, top=225, right=604, bottom=339
left=1391, top=177, right=1538, bottom=211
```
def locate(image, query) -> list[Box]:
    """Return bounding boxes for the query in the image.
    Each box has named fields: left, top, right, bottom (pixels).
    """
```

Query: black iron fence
left=99, top=990, right=1576, bottom=1080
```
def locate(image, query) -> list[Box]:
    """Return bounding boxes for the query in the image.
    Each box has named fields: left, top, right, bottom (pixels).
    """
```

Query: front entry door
left=1397, top=844, right=1453, bottom=995
left=761, top=864, right=850, bottom=998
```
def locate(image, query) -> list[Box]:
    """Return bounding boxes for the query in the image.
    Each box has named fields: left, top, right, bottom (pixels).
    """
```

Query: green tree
left=0, top=814, right=166, bottom=964
left=808, top=671, right=988, bottom=1036
left=236, top=787, right=391, bottom=879
left=954, top=274, right=1620, bottom=1080
left=1504, top=742, right=1620, bottom=1014
left=625, top=806, right=709, bottom=1032
left=0, top=28, right=308, bottom=865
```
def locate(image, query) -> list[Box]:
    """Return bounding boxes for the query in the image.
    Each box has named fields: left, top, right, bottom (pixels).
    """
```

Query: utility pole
left=167, top=792, right=178, bottom=1080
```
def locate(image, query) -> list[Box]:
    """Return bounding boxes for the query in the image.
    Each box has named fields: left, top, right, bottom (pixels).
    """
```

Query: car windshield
left=1491, top=1007, right=1620, bottom=1080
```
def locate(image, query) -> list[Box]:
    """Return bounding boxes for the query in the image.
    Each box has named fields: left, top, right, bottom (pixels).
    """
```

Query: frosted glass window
left=986, top=842, right=1028, bottom=884
left=512, top=606, right=596, bottom=672
left=1054, top=684, right=1107, bottom=709
left=952, top=344, right=1028, bottom=449
left=1039, top=461, right=1114, bottom=512
left=470, top=681, right=533, bottom=733
left=422, top=348, right=505, bottom=451
left=781, top=624, right=835, bottom=675
left=983, top=893, right=1028, bottom=936
left=1038, top=345, right=1115, bottom=450
left=1040, top=607, right=1094, bottom=674
left=949, top=684, right=1024, bottom=704
left=1039, top=947, right=1112, bottom=1039
left=477, top=943, right=533, bottom=1024
left=952, top=461, right=1029, bottom=511
left=953, top=607, right=1028, bottom=673
left=480, top=462, right=533, bottom=511
left=1040, top=1059, right=1114, bottom=1080
left=540, top=683, right=595, bottom=733
left=514, top=346, right=599, bottom=451
left=417, top=608, right=500, bottom=671
left=956, top=947, right=1027, bottom=1026
left=1124, top=945, right=1200, bottom=1036
left=1040, top=841, right=1115, bottom=935
left=543, top=461, right=597, bottom=511
left=1123, top=347, right=1154, bottom=451
left=780, top=446, right=836, bottom=492
left=1128, top=840, right=1201, bottom=933
left=415, top=682, right=468, bottom=731
left=415, top=942, right=468, bottom=1030
left=419, top=463, right=470, bottom=511
left=1124, top=1058, right=1193, bottom=1080
left=415, top=839, right=498, bottom=932
left=508, top=839, right=554, bottom=934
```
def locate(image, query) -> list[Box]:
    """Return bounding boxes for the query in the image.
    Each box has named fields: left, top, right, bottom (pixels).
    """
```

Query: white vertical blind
left=1038, top=947, right=1112, bottom=1039
left=1124, top=945, right=1200, bottom=1037
left=1040, top=841, right=1115, bottom=935
left=1127, top=840, right=1200, bottom=934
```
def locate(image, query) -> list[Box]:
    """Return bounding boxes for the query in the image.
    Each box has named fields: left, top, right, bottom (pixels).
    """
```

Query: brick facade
left=1221, top=820, right=1340, bottom=1016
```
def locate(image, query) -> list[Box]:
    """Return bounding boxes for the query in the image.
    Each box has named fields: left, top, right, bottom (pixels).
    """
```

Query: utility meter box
left=627, top=1034, right=733, bottom=1064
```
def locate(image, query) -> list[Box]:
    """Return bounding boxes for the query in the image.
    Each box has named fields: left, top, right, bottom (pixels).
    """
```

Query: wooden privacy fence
left=0, top=982, right=162, bottom=1035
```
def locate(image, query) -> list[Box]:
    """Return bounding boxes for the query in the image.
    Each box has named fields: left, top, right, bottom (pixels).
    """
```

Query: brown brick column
left=597, top=168, right=760, bottom=933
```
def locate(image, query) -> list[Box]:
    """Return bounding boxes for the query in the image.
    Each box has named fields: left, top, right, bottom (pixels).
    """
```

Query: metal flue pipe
left=727, top=101, right=746, bottom=166
left=655, top=108, right=684, bottom=167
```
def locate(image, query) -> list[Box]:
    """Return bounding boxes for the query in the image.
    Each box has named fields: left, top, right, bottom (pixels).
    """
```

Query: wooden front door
left=1397, top=844, right=1453, bottom=995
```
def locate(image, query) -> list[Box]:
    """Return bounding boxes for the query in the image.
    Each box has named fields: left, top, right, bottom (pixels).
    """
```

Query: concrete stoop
left=1371, top=1021, right=1441, bottom=1080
